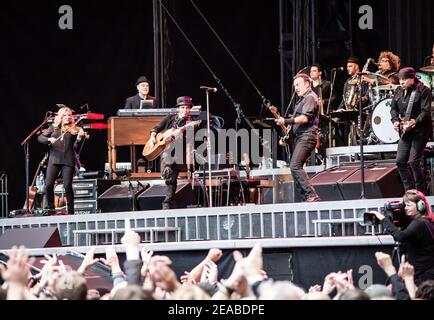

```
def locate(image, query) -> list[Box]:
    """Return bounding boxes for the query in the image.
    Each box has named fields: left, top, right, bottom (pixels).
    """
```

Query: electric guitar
left=268, top=106, right=295, bottom=152
left=397, top=118, right=416, bottom=138
left=23, top=153, right=48, bottom=210
left=142, top=120, right=202, bottom=161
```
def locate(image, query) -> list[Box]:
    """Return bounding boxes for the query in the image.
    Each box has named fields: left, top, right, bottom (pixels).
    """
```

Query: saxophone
left=344, top=77, right=360, bottom=110
left=344, top=58, right=370, bottom=110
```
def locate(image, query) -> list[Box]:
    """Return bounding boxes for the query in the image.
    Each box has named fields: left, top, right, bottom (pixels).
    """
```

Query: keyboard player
left=124, top=76, right=158, bottom=109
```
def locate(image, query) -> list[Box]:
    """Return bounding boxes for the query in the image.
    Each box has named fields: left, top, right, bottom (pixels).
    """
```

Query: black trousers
left=160, top=153, right=187, bottom=208
left=396, top=134, right=428, bottom=194
left=44, top=163, right=75, bottom=214
left=289, top=132, right=319, bottom=200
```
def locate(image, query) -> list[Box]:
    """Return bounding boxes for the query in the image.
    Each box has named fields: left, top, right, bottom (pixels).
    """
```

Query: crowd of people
left=0, top=236, right=433, bottom=300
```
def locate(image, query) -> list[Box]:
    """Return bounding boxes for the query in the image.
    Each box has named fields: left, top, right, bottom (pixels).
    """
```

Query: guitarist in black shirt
left=391, top=67, right=432, bottom=194
left=148, top=96, right=196, bottom=209
left=275, top=73, right=321, bottom=202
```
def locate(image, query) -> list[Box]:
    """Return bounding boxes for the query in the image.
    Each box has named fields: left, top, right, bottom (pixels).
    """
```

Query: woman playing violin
left=37, top=107, right=87, bottom=214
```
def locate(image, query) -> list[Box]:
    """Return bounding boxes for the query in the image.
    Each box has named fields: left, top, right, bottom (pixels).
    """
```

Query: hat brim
left=176, top=103, right=192, bottom=108
left=136, top=81, right=151, bottom=86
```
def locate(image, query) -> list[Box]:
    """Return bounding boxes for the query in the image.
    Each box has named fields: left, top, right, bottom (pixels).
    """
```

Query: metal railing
left=0, top=198, right=403, bottom=246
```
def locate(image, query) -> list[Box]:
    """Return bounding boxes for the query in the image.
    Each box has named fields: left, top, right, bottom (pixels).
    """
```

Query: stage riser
left=2, top=197, right=423, bottom=247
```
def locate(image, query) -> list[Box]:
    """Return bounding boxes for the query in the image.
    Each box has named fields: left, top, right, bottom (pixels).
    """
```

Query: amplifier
left=74, top=200, right=98, bottom=215
left=54, top=179, right=121, bottom=202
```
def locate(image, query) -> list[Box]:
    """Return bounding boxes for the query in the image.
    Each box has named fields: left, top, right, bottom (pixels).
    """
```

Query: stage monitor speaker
left=97, top=183, right=148, bottom=213
left=339, top=162, right=404, bottom=199
left=310, top=164, right=360, bottom=201
left=0, top=227, right=61, bottom=249
left=137, top=182, right=196, bottom=210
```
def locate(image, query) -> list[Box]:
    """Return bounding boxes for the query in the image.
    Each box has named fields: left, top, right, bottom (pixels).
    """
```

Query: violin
left=61, top=124, right=90, bottom=140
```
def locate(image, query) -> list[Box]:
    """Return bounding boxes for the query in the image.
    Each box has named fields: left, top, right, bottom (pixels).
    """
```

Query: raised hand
left=77, top=247, right=100, bottom=274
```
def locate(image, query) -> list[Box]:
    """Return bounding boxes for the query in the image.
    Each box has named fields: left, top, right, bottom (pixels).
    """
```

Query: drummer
left=363, top=51, right=401, bottom=85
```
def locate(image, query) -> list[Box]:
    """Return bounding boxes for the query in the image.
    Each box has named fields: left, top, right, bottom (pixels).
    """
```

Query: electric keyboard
left=117, top=107, right=201, bottom=117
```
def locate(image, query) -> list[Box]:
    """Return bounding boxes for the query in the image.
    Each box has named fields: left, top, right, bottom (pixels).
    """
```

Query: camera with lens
left=361, top=201, right=405, bottom=226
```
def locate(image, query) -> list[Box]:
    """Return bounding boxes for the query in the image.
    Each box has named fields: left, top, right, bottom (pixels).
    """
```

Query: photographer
left=370, top=190, right=434, bottom=285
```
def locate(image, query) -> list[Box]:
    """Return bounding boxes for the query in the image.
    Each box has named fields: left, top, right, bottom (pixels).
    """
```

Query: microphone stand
left=201, top=88, right=214, bottom=207
left=20, top=113, right=53, bottom=212
left=127, top=179, right=136, bottom=211
left=193, top=149, right=209, bottom=207
left=357, top=74, right=366, bottom=199
left=326, top=69, right=337, bottom=148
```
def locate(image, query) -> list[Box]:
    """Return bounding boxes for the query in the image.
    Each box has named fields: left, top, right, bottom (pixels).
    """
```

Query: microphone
left=80, top=103, right=89, bottom=112
left=200, top=86, right=218, bottom=93
left=332, top=67, right=344, bottom=71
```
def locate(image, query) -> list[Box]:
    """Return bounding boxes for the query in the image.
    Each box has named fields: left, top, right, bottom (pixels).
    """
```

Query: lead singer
left=275, top=73, right=321, bottom=202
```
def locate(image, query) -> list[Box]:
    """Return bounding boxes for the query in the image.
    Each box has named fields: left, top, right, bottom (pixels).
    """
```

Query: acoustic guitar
left=23, top=153, right=48, bottom=210
left=142, top=120, right=202, bottom=161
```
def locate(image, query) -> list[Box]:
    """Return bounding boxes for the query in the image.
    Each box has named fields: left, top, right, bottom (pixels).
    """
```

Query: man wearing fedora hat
left=149, top=96, right=195, bottom=209
left=391, top=67, right=432, bottom=194
left=124, top=76, right=158, bottom=109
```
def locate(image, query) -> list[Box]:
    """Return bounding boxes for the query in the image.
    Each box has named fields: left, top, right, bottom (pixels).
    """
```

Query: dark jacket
left=37, top=126, right=81, bottom=167
left=390, top=81, right=432, bottom=139
left=382, top=217, right=434, bottom=285
left=124, top=94, right=158, bottom=109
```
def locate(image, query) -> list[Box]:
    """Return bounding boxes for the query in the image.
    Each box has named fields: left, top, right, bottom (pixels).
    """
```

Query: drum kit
left=332, top=66, right=434, bottom=145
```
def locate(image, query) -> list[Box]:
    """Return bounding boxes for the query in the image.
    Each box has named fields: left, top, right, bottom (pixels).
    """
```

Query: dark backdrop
left=0, top=0, right=432, bottom=211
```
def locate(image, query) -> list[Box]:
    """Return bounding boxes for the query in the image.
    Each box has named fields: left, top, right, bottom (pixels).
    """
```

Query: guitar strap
left=403, top=88, right=417, bottom=122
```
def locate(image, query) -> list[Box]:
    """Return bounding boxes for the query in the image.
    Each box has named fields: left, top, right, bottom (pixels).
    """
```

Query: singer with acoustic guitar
left=145, top=96, right=200, bottom=210
left=37, top=107, right=87, bottom=215
left=391, top=67, right=432, bottom=194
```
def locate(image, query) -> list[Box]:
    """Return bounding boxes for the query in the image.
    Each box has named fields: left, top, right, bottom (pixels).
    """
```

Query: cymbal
left=361, top=72, right=391, bottom=82
left=420, top=66, right=434, bottom=74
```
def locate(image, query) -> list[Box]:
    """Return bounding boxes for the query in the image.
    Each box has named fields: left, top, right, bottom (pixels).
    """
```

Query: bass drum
left=371, top=98, right=400, bottom=144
